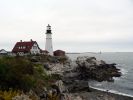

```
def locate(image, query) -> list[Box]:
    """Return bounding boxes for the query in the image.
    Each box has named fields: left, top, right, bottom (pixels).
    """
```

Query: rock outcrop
left=34, top=56, right=121, bottom=100
left=61, top=56, right=121, bottom=93
left=75, top=56, right=121, bottom=82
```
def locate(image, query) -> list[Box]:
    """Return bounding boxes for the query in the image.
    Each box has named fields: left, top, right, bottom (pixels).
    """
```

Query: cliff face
left=43, top=56, right=121, bottom=96
left=46, top=56, right=121, bottom=82
left=55, top=56, right=121, bottom=94
left=42, top=55, right=120, bottom=100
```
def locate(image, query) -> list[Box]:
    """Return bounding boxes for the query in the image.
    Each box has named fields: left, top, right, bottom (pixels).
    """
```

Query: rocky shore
left=39, top=56, right=131, bottom=100
left=71, top=87, right=133, bottom=100
left=1, top=55, right=132, bottom=100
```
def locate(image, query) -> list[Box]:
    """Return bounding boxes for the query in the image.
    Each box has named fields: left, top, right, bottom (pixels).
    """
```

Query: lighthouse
left=45, top=24, right=53, bottom=55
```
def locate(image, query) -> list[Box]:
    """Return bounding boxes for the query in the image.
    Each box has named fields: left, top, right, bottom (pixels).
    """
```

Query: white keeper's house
left=12, top=39, right=41, bottom=55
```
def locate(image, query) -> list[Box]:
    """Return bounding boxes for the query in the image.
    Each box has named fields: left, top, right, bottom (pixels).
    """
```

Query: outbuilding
left=0, top=49, right=8, bottom=55
left=54, top=50, right=65, bottom=56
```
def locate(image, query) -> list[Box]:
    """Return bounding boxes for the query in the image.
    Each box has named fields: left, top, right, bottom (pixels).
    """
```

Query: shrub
left=0, top=56, right=63, bottom=97
left=0, top=56, right=35, bottom=91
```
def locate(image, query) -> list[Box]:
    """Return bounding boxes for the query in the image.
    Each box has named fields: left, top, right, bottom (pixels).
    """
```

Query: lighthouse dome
left=46, top=24, right=52, bottom=34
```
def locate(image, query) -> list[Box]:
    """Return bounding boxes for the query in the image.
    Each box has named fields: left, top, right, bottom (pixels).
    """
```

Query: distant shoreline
left=66, top=52, right=100, bottom=54
left=66, top=52, right=133, bottom=55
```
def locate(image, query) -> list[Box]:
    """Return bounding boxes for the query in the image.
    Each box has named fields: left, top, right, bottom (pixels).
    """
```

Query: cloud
left=0, top=0, right=133, bottom=52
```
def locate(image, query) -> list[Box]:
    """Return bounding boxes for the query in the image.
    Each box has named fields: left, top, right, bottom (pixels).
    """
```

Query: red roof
left=54, top=50, right=65, bottom=53
left=12, top=41, right=38, bottom=53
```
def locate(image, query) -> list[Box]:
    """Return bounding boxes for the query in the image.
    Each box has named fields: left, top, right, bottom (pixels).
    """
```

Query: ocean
left=67, top=52, right=133, bottom=97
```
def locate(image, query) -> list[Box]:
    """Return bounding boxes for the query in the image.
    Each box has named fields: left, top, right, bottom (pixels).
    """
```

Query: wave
left=119, top=67, right=128, bottom=75
left=89, top=86, right=133, bottom=98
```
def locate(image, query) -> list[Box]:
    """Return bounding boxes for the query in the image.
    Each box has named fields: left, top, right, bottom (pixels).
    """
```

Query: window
left=33, top=46, right=37, bottom=49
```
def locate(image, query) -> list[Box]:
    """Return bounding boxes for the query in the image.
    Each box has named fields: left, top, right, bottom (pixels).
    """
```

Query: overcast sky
left=0, top=0, right=133, bottom=52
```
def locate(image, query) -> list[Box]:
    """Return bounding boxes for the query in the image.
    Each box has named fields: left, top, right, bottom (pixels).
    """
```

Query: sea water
left=67, top=52, right=133, bottom=97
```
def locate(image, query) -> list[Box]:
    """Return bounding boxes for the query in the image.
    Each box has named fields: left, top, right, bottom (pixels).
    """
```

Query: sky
left=0, top=0, right=133, bottom=52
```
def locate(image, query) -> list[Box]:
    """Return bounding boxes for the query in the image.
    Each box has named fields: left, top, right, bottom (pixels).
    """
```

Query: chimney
left=30, top=39, right=32, bottom=42
left=20, top=40, right=22, bottom=42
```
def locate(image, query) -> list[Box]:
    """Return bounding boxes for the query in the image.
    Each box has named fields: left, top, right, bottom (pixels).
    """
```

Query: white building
left=0, top=49, right=8, bottom=55
left=12, top=39, right=40, bottom=55
left=45, top=24, right=53, bottom=55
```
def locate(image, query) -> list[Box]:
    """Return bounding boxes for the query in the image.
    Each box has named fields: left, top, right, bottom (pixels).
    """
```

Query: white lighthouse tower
left=45, top=24, right=53, bottom=55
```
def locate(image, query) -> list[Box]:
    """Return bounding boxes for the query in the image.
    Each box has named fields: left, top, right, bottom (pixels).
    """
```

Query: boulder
left=54, top=80, right=67, bottom=93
